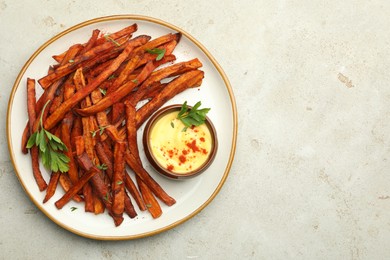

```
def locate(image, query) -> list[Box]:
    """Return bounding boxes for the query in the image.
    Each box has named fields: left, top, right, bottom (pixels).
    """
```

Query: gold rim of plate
left=6, top=14, right=238, bottom=240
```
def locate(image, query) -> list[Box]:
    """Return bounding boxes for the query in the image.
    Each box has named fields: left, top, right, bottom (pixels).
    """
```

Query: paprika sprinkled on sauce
left=148, top=110, right=213, bottom=174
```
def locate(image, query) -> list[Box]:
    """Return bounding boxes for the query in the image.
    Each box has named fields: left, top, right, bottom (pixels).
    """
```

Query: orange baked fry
left=137, top=38, right=180, bottom=67
left=75, top=61, right=156, bottom=117
left=61, top=113, right=78, bottom=184
left=44, top=37, right=149, bottom=130
left=51, top=23, right=138, bottom=63
left=43, top=171, right=61, bottom=203
left=77, top=152, right=124, bottom=226
left=36, top=44, right=83, bottom=112
left=102, top=127, right=148, bottom=212
left=58, top=173, right=83, bottom=202
left=80, top=29, right=100, bottom=54
left=94, top=23, right=138, bottom=46
left=138, top=180, right=162, bottom=218
left=26, top=78, right=47, bottom=191
left=38, top=37, right=129, bottom=89
left=136, top=69, right=204, bottom=128
left=51, top=27, right=99, bottom=62
left=73, top=135, right=94, bottom=212
left=21, top=123, right=29, bottom=154
left=83, top=182, right=95, bottom=213
left=95, top=142, right=141, bottom=215
left=123, top=192, right=138, bottom=218
left=111, top=102, right=125, bottom=125
left=134, top=33, right=180, bottom=54
left=108, top=54, right=142, bottom=93
left=55, top=166, right=100, bottom=209
left=125, top=102, right=162, bottom=218
left=128, top=58, right=202, bottom=106
left=138, top=82, right=167, bottom=102
left=111, top=141, right=127, bottom=218
left=125, top=151, right=176, bottom=206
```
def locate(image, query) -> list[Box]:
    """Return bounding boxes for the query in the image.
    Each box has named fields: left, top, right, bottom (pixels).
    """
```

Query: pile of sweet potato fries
left=21, top=23, right=204, bottom=226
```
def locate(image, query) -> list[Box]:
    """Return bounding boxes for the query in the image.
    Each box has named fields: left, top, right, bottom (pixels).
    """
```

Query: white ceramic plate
left=7, top=15, right=237, bottom=240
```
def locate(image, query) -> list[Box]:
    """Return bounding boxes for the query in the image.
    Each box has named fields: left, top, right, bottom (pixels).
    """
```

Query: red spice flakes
left=186, top=139, right=200, bottom=152
left=179, top=155, right=186, bottom=163
left=182, top=149, right=189, bottom=155
left=200, top=137, right=205, bottom=142
left=167, top=164, right=174, bottom=171
left=167, top=149, right=174, bottom=158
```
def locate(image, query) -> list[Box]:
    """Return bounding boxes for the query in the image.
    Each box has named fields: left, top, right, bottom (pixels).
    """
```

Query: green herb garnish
left=146, top=48, right=166, bottom=61
left=104, top=34, right=121, bottom=46
left=26, top=101, right=70, bottom=173
left=116, top=181, right=123, bottom=185
left=108, top=74, right=116, bottom=80
left=68, top=59, right=74, bottom=63
left=70, top=207, right=77, bottom=212
left=96, top=164, right=108, bottom=171
left=131, top=79, right=139, bottom=84
left=103, top=192, right=111, bottom=203
left=99, top=87, right=107, bottom=96
left=90, top=125, right=109, bottom=137
left=170, top=121, right=175, bottom=128
left=177, top=101, right=210, bottom=132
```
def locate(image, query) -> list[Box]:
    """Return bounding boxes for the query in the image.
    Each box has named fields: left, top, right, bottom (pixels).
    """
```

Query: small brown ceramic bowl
left=143, top=104, right=218, bottom=180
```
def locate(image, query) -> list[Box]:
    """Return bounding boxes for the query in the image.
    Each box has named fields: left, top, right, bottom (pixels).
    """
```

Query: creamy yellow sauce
left=149, top=111, right=213, bottom=174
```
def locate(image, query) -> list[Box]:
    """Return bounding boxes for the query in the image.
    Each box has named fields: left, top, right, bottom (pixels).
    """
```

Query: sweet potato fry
left=49, top=84, right=64, bottom=114
left=136, top=69, right=204, bottom=128
left=52, top=23, right=137, bottom=63
left=55, top=166, right=99, bottom=209
left=77, top=152, right=124, bottom=226
left=138, top=180, right=162, bottom=218
left=58, top=173, right=83, bottom=202
left=61, top=113, right=78, bottom=184
left=81, top=29, right=100, bottom=54
left=75, top=61, right=156, bottom=117
left=43, top=171, right=61, bottom=203
left=27, top=78, right=47, bottom=191
left=38, top=37, right=129, bottom=89
left=44, top=37, right=148, bottom=130
left=134, top=33, right=180, bottom=54
left=125, top=151, right=176, bottom=206
left=73, top=135, right=85, bottom=156
left=124, top=192, right=138, bottom=218
left=98, top=132, right=146, bottom=212
left=83, top=183, right=95, bottom=213
left=125, top=102, right=162, bottom=218
left=21, top=123, right=29, bottom=154
left=111, top=141, right=127, bottom=217
left=94, top=23, right=138, bottom=46
left=93, top=194, right=105, bottom=214
left=124, top=171, right=147, bottom=212
left=137, top=39, right=179, bottom=67
left=111, top=102, right=125, bottom=125
left=108, top=54, right=142, bottom=93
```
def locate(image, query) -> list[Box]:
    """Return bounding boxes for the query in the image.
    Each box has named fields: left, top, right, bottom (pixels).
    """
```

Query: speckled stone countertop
left=2, top=1, right=390, bottom=259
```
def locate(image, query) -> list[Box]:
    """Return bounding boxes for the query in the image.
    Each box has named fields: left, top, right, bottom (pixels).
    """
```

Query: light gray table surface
left=2, top=1, right=390, bottom=259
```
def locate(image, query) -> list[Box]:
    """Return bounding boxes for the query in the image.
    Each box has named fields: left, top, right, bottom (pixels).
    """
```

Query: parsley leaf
left=177, top=101, right=210, bottom=131
left=26, top=101, right=70, bottom=173
left=146, top=48, right=166, bottom=61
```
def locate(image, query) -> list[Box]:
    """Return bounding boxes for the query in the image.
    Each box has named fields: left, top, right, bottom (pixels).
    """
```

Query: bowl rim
left=142, top=104, right=218, bottom=179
